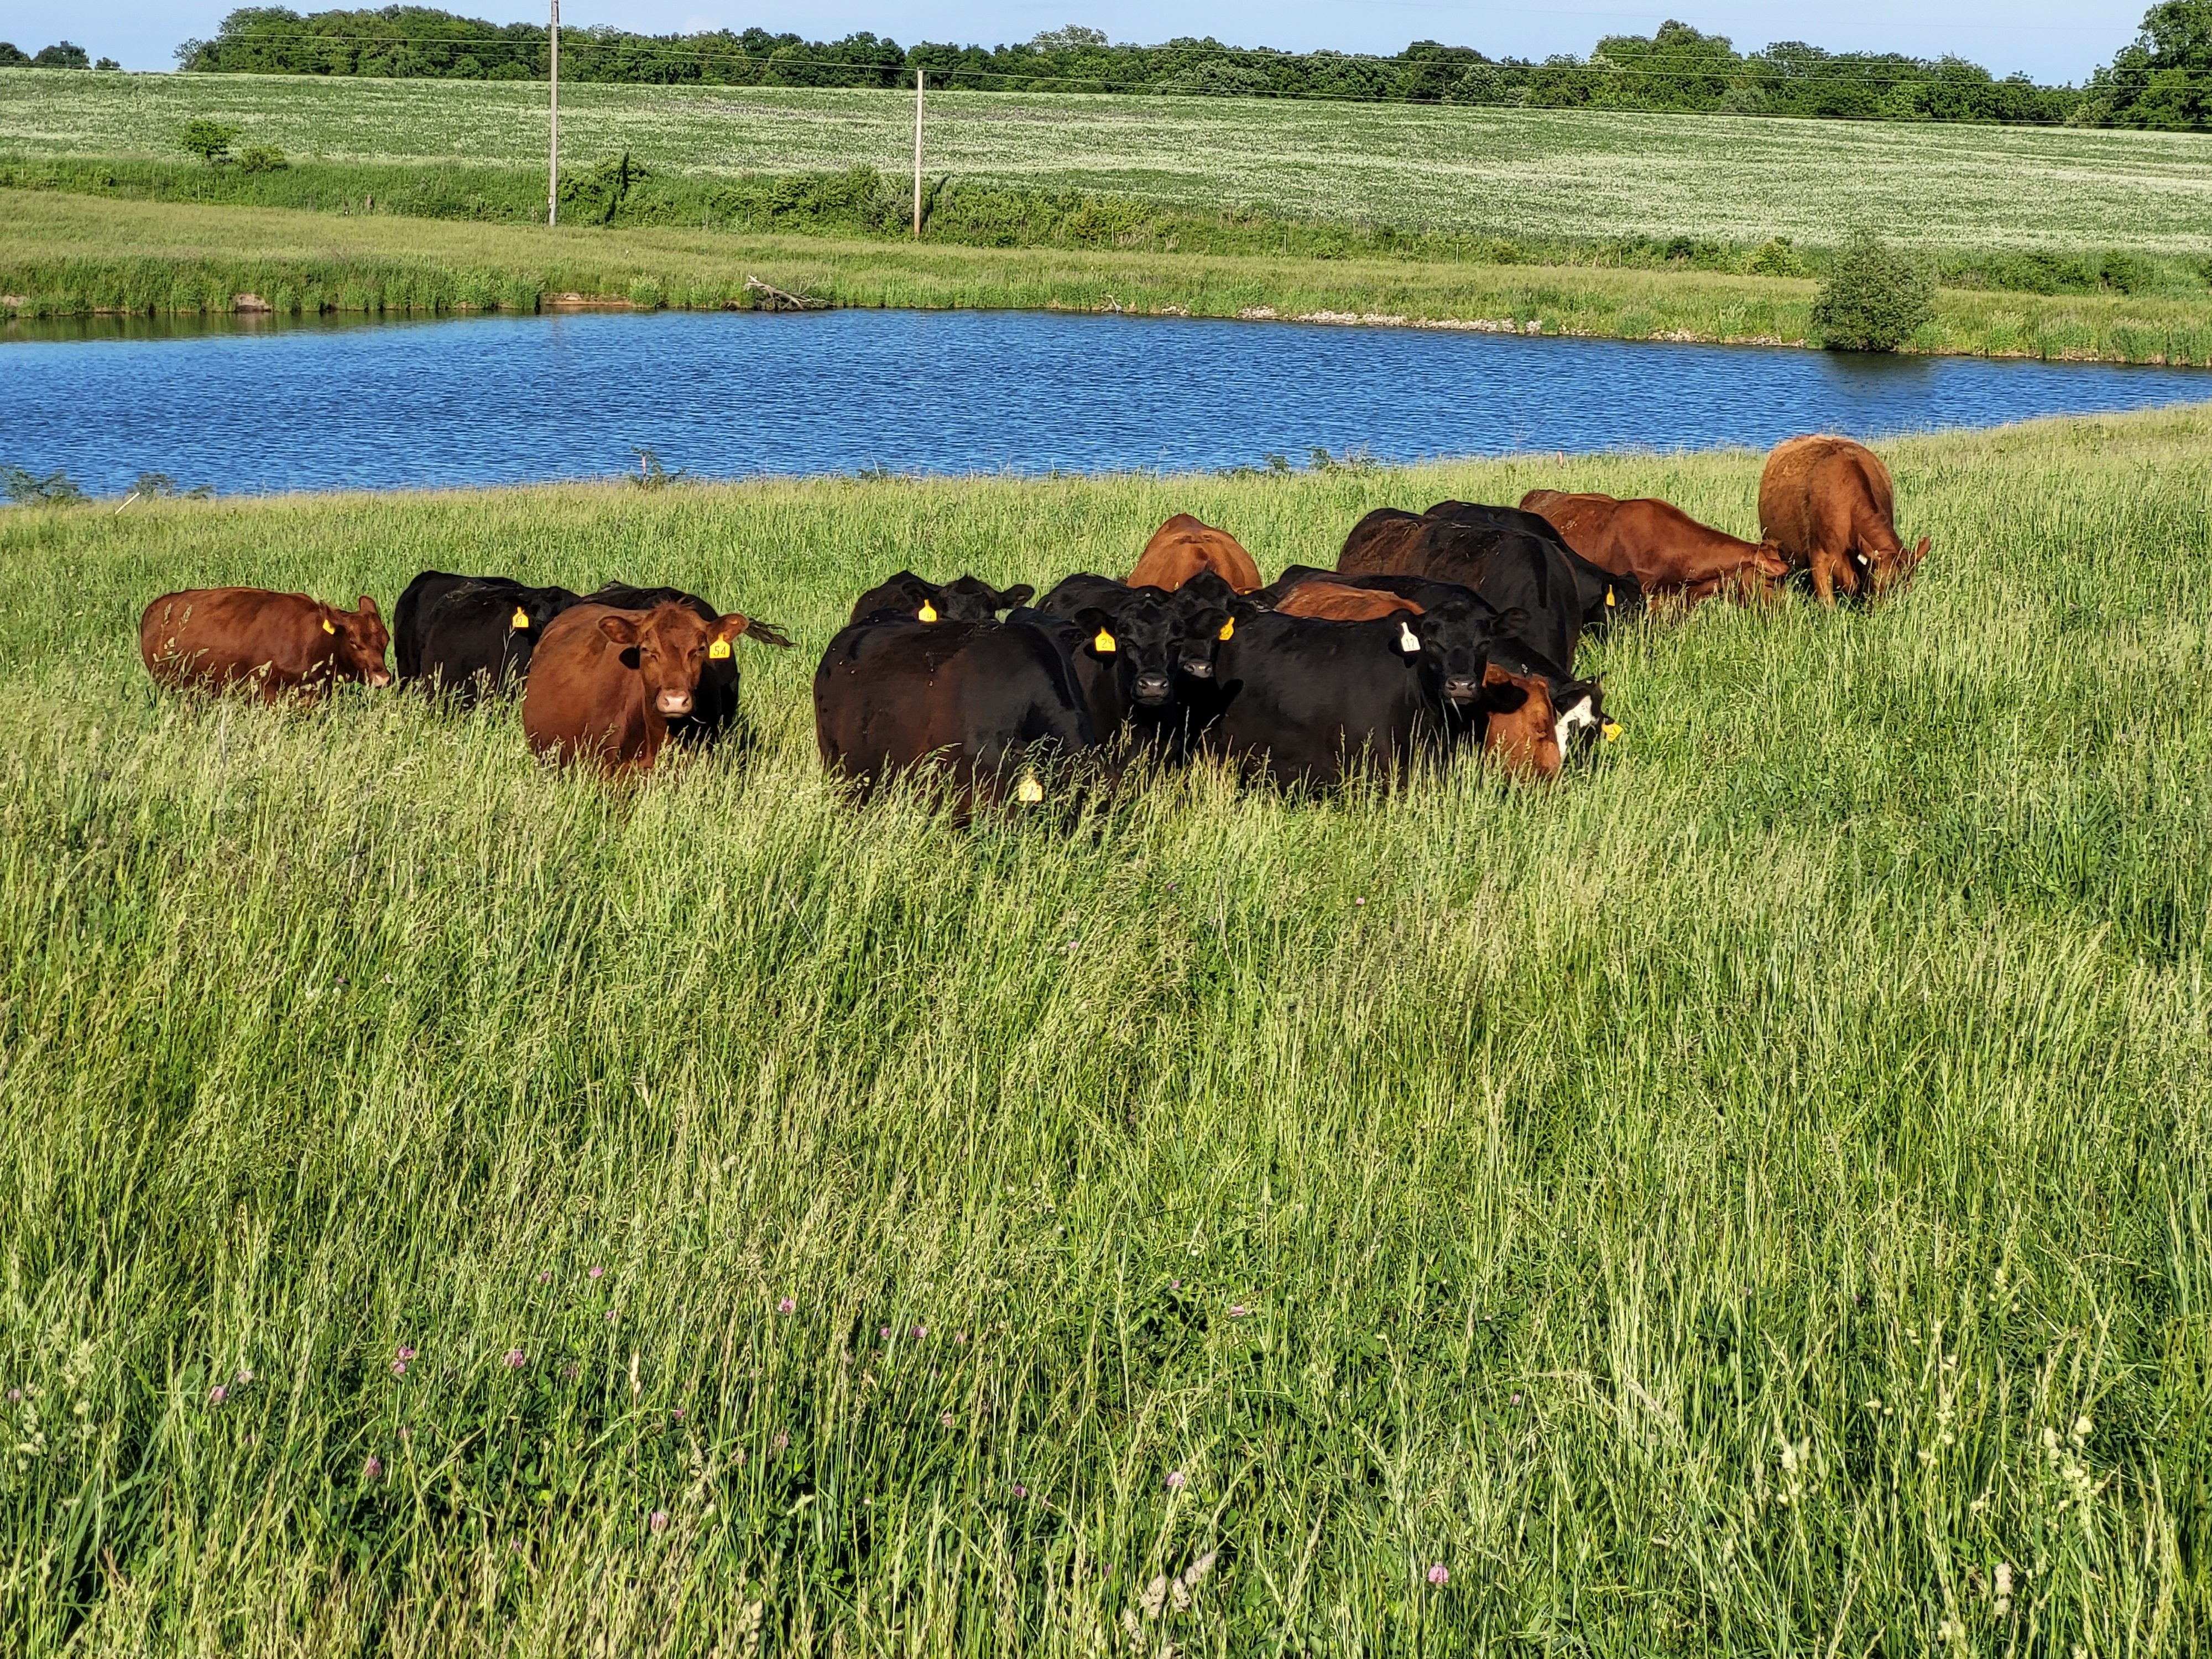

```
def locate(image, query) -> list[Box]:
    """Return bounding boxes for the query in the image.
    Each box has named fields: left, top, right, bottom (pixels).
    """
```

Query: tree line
left=168, top=4, right=2212, bottom=129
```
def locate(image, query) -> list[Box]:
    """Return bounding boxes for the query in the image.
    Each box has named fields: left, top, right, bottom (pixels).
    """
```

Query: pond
left=4, top=306, right=2207, bottom=495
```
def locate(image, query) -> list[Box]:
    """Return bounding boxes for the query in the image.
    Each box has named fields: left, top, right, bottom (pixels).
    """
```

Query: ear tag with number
left=321, top=617, right=336, bottom=634
left=918, top=601, right=938, bottom=622
left=511, top=607, right=530, bottom=630
left=708, top=638, right=732, bottom=659
left=1093, top=629, right=1117, bottom=654
left=1602, top=721, right=1623, bottom=742
left=1605, top=586, right=1616, bottom=608
left=1398, top=622, right=1420, bottom=654
left=1217, top=617, right=1234, bottom=641
left=1016, top=775, right=1045, bottom=804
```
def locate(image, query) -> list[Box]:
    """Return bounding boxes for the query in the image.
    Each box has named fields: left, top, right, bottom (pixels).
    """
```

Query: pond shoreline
left=10, top=192, right=2212, bottom=369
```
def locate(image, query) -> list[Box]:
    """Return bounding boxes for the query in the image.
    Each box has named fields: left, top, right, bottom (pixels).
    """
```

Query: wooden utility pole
left=547, top=0, right=560, bottom=226
left=912, top=68, right=924, bottom=237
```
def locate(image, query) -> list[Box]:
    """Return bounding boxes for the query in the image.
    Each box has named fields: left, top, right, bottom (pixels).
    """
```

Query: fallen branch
left=743, top=276, right=827, bottom=312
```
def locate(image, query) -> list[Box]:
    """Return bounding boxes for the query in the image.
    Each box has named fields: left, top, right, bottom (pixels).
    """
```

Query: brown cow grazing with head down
left=1127, top=514, right=1265, bottom=593
left=140, top=588, right=392, bottom=700
left=1519, top=491, right=1787, bottom=603
left=1757, top=435, right=1929, bottom=604
left=523, top=601, right=761, bottom=774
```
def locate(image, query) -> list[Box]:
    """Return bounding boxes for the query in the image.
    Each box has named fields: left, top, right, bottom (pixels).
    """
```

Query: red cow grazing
left=1519, top=490, right=1787, bottom=603
left=1757, top=435, right=1930, bottom=604
left=140, top=588, right=392, bottom=700
left=1127, top=514, right=1265, bottom=593
left=523, top=601, right=759, bottom=774
left=1274, top=581, right=1425, bottom=623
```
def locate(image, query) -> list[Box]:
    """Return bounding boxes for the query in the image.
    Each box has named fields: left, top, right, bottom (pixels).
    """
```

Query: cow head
left=1074, top=592, right=1222, bottom=711
left=508, top=586, right=583, bottom=638
left=1868, top=536, right=1931, bottom=597
left=598, top=603, right=749, bottom=719
left=1402, top=594, right=1523, bottom=717
left=1478, top=666, right=1606, bottom=779
left=327, top=596, right=393, bottom=687
left=1167, top=571, right=1238, bottom=682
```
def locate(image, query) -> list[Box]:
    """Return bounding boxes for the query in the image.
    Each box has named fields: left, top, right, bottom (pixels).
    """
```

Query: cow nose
left=367, top=670, right=393, bottom=688
left=1133, top=674, right=1172, bottom=703
left=657, top=690, right=694, bottom=716
left=1181, top=661, right=1214, bottom=679
left=1442, top=676, right=1480, bottom=703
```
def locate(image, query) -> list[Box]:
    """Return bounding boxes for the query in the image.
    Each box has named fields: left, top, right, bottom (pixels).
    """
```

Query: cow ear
left=997, top=583, right=1035, bottom=609
left=357, top=596, right=381, bottom=620
left=599, top=614, right=640, bottom=646
left=1480, top=662, right=1532, bottom=712
left=1492, top=606, right=1529, bottom=637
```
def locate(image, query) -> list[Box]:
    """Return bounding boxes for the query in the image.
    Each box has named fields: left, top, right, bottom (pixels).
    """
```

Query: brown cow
left=1757, top=435, right=1929, bottom=604
left=140, top=588, right=392, bottom=700
left=1519, top=490, right=1787, bottom=602
left=1127, top=514, right=1265, bottom=593
left=1272, top=581, right=1425, bottom=623
left=523, top=601, right=759, bottom=774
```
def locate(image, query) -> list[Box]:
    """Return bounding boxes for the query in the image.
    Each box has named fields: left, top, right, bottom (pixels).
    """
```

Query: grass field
left=16, top=192, right=2212, bottom=367
left=3, top=404, right=2211, bottom=1650
left=7, top=67, right=2212, bottom=255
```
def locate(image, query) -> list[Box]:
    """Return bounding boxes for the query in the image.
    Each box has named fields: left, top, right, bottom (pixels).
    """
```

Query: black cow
left=813, top=615, right=1097, bottom=801
left=394, top=571, right=585, bottom=700
left=847, top=572, right=1035, bottom=627
left=1264, top=565, right=1610, bottom=767
left=1208, top=593, right=1526, bottom=787
left=1423, top=500, right=1644, bottom=633
left=1029, top=576, right=1232, bottom=757
left=585, top=583, right=794, bottom=743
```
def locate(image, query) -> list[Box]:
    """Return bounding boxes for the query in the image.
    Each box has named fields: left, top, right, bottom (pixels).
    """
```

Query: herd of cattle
left=137, top=434, right=1927, bottom=792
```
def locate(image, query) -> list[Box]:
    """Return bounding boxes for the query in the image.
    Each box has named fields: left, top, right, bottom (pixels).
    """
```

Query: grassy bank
left=7, top=68, right=2212, bottom=254
left=3, top=405, right=2212, bottom=1650
left=12, top=192, right=2212, bottom=364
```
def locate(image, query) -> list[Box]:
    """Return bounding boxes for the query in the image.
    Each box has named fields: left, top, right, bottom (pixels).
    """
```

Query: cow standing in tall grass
left=1758, top=435, right=1929, bottom=603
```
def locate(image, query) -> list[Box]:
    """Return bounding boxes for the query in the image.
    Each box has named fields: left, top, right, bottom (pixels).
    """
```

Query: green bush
left=1812, top=231, right=1935, bottom=351
left=178, top=119, right=239, bottom=165
left=237, top=144, right=289, bottom=174
left=1746, top=236, right=1807, bottom=278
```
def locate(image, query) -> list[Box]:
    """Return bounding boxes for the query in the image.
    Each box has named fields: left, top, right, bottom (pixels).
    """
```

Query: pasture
left=6, top=67, right=2212, bottom=254
left=3, top=404, right=2211, bottom=1651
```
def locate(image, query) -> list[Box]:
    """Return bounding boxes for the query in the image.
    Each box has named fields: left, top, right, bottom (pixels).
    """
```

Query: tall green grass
left=4, top=406, right=2212, bottom=1651
left=13, top=191, right=2212, bottom=366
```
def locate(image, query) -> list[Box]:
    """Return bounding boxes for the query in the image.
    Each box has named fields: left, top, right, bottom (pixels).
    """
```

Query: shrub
left=2, top=466, right=86, bottom=505
left=2100, top=249, right=2149, bottom=294
left=1747, top=236, right=1808, bottom=277
left=32, top=41, right=90, bottom=69
left=237, top=144, right=289, bottom=173
left=179, top=119, right=239, bottom=165
left=0, top=43, right=29, bottom=67
left=1812, top=231, right=1935, bottom=351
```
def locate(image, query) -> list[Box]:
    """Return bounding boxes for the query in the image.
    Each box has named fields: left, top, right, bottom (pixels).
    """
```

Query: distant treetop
left=167, top=4, right=2208, bottom=128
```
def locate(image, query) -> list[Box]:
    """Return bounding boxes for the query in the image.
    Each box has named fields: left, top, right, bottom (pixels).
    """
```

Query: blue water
left=3, top=306, right=2206, bottom=495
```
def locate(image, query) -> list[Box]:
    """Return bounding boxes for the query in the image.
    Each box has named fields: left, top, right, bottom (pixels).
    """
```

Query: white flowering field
left=5, top=66, right=2212, bottom=252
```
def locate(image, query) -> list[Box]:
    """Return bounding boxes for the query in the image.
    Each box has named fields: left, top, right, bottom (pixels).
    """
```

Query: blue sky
left=0, top=0, right=2153, bottom=85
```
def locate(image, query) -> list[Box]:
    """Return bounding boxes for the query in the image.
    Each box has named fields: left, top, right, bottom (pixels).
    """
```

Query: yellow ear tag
left=1217, top=617, right=1234, bottom=641
left=918, top=600, right=938, bottom=622
left=708, top=638, right=732, bottom=659
left=510, top=606, right=530, bottom=630
left=1602, top=721, right=1623, bottom=742
left=321, top=617, right=336, bottom=634
left=1605, top=586, right=1616, bottom=608
left=1093, top=629, right=1116, bottom=653
left=1016, top=776, right=1045, bottom=804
